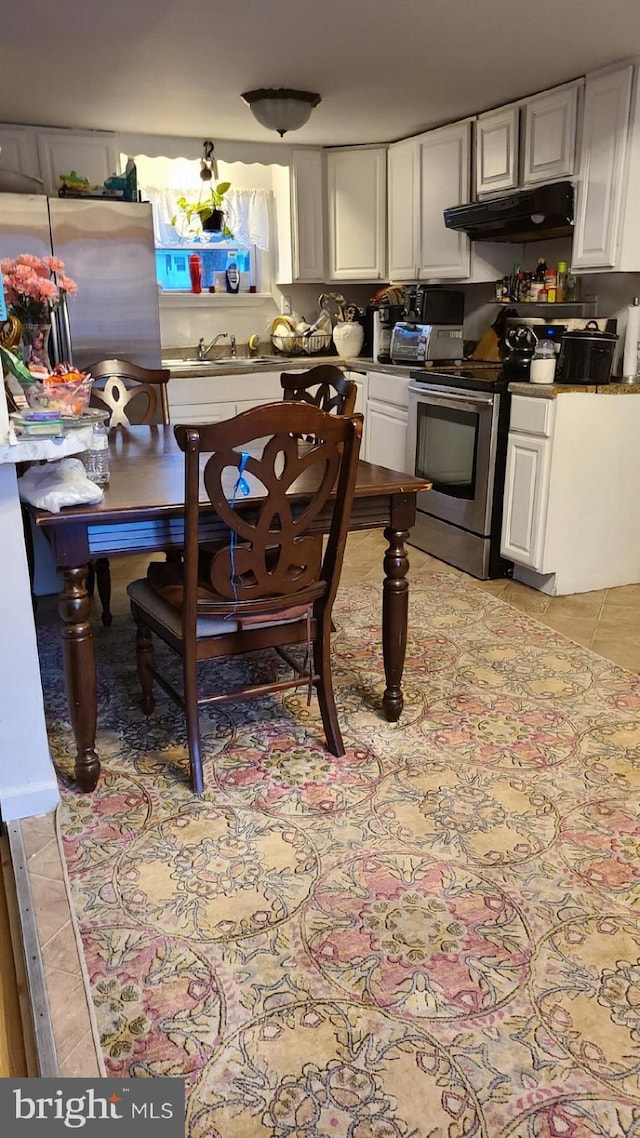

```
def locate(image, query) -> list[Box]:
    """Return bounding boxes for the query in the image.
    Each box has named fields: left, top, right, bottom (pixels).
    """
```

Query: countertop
left=162, top=353, right=414, bottom=380
left=508, top=381, right=640, bottom=398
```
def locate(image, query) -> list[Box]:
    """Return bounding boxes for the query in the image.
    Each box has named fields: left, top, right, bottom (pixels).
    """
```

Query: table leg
left=59, top=566, right=99, bottom=791
left=382, top=524, right=410, bottom=722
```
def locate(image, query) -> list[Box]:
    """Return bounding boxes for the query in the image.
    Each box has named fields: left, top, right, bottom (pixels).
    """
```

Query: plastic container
left=26, top=376, right=93, bottom=416
left=84, top=421, right=110, bottom=485
left=529, top=340, right=557, bottom=385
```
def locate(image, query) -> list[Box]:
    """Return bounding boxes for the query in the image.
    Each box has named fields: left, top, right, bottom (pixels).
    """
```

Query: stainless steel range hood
left=443, top=181, right=574, bottom=242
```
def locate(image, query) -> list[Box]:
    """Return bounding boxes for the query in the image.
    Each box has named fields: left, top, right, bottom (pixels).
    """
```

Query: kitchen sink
left=162, top=356, right=288, bottom=371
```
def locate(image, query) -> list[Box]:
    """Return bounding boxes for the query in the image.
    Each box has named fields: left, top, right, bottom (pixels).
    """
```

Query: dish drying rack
left=271, top=332, right=332, bottom=357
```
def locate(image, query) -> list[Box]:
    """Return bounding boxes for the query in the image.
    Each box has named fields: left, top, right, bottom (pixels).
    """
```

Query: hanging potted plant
left=171, top=182, right=234, bottom=237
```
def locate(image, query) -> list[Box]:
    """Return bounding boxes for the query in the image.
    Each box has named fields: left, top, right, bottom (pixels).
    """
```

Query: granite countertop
left=509, top=381, right=640, bottom=398
left=161, top=350, right=413, bottom=380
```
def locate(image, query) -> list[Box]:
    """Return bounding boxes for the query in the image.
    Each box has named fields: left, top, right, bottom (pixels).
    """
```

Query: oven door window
left=415, top=402, right=478, bottom=499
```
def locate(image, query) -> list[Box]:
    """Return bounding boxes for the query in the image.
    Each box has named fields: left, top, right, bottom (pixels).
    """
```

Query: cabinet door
left=476, top=106, right=519, bottom=196
left=501, top=434, right=552, bottom=569
left=36, top=129, right=119, bottom=197
left=327, top=148, right=387, bottom=281
left=387, top=139, right=418, bottom=280
left=0, top=124, right=41, bottom=185
left=170, top=400, right=237, bottom=425
left=344, top=370, right=369, bottom=461
left=366, top=401, right=409, bottom=473
left=291, top=149, right=325, bottom=282
left=417, top=121, right=471, bottom=280
left=522, top=81, right=580, bottom=186
left=571, top=66, right=633, bottom=270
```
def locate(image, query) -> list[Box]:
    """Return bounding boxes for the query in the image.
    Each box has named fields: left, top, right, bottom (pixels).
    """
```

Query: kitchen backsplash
left=160, top=265, right=640, bottom=375
left=159, top=282, right=375, bottom=351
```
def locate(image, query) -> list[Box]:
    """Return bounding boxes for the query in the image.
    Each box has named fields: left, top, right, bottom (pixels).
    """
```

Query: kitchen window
left=133, top=155, right=271, bottom=294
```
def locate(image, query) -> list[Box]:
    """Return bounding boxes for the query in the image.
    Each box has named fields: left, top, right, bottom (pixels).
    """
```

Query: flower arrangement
left=0, top=254, right=77, bottom=326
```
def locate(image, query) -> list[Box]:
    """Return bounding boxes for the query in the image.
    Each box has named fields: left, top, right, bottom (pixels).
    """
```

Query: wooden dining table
left=33, top=425, right=431, bottom=792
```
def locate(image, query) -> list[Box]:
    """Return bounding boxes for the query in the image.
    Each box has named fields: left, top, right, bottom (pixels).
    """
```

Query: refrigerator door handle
left=50, top=307, right=63, bottom=367
left=58, top=296, right=73, bottom=365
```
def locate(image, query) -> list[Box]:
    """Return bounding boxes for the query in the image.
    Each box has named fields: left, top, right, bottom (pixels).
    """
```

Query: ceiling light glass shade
left=241, top=89, right=321, bottom=136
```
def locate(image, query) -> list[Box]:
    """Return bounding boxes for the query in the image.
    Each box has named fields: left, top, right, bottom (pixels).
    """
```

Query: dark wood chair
left=88, top=358, right=171, bottom=428
left=127, top=401, right=363, bottom=793
left=280, top=364, right=358, bottom=417
left=86, top=358, right=171, bottom=625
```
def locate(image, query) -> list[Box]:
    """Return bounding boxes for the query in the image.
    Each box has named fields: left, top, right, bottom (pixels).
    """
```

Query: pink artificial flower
left=38, top=279, right=59, bottom=302
left=59, top=275, right=77, bottom=296
left=15, top=253, right=43, bottom=268
left=2, top=252, right=77, bottom=324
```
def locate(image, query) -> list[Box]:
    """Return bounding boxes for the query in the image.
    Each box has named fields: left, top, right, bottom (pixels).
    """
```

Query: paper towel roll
left=623, top=300, right=640, bottom=379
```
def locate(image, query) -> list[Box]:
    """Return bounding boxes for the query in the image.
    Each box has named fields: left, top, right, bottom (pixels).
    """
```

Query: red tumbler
left=189, top=254, right=202, bottom=294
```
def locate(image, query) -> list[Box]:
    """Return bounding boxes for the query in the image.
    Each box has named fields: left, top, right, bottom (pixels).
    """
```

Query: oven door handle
left=409, top=388, right=495, bottom=414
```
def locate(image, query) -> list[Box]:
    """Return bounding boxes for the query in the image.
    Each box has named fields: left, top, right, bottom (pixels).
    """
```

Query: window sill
left=158, top=291, right=276, bottom=308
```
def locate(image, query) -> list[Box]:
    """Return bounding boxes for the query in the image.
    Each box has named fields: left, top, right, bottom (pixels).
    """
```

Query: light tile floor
left=17, top=533, right=640, bottom=1072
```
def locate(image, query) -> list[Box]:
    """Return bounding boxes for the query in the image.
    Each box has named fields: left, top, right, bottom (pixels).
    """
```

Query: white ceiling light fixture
left=241, top=88, right=321, bottom=137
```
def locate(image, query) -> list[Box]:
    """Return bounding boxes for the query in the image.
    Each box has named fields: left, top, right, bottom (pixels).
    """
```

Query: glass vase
left=21, top=319, right=52, bottom=372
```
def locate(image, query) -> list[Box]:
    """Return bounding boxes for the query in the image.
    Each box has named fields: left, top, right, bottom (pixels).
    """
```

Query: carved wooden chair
left=127, top=401, right=363, bottom=792
left=280, top=364, right=358, bottom=417
left=86, top=358, right=171, bottom=625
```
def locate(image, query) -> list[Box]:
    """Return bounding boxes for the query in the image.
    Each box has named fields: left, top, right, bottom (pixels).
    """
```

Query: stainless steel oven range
left=406, top=365, right=513, bottom=580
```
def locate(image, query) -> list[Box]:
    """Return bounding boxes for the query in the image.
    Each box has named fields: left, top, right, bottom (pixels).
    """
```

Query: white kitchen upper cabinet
left=521, top=81, right=581, bottom=186
left=291, top=149, right=325, bottom=281
left=417, top=120, right=471, bottom=280
left=0, top=124, right=42, bottom=187
left=327, top=147, right=387, bottom=281
left=387, top=138, right=419, bottom=280
left=571, top=64, right=633, bottom=270
left=36, top=129, right=119, bottom=197
left=274, top=149, right=325, bottom=283
left=476, top=106, right=519, bottom=196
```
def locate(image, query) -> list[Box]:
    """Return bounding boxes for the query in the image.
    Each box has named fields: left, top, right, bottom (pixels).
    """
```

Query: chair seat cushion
left=127, top=579, right=311, bottom=641
left=147, top=557, right=220, bottom=609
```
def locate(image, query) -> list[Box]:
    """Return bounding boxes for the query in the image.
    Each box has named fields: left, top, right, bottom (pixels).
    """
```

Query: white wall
left=0, top=459, right=59, bottom=820
left=159, top=283, right=377, bottom=352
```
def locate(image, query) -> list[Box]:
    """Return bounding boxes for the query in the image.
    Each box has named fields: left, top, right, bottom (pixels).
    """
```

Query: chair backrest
left=87, top=358, right=171, bottom=427
left=280, top=364, right=358, bottom=417
left=174, top=402, right=363, bottom=630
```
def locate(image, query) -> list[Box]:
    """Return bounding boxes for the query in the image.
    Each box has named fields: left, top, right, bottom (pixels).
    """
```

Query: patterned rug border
left=53, top=807, right=106, bottom=1077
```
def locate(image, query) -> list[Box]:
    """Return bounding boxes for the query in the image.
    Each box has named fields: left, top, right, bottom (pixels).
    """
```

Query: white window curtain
left=135, top=156, right=271, bottom=250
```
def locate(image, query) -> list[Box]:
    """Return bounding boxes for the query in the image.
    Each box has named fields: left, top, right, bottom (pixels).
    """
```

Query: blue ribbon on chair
left=228, top=452, right=250, bottom=613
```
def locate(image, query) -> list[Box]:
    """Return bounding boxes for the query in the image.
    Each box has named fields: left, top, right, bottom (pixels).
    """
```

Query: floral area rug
left=41, top=572, right=640, bottom=1137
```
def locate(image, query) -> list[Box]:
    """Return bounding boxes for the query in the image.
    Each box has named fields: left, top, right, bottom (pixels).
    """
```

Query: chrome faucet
left=198, top=332, right=237, bottom=361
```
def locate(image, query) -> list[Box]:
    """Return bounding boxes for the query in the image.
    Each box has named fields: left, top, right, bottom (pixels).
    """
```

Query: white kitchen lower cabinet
left=363, top=370, right=410, bottom=472
left=501, top=392, right=640, bottom=594
left=367, top=402, right=409, bottom=473
left=501, top=434, right=553, bottom=570
left=168, top=371, right=284, bottom=425
left=344, top=370, right=369, bottom=462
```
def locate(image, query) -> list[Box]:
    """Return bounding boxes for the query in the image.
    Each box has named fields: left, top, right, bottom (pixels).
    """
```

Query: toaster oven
left=390, top=321, right=464, bottom=365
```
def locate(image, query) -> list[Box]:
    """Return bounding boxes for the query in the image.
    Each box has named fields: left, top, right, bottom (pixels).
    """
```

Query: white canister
left=529, top=341, right=557, bottom=385
left=332, top=321, right=364, bottom=358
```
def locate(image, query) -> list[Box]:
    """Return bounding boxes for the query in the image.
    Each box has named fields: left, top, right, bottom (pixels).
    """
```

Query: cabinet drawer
left=368, top=370, right=410, bottom=408
left=509, top=395, right=555, bottom=437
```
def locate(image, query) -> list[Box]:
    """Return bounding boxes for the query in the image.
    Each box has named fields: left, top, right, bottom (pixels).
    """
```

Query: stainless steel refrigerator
left=0, top=193, right=162, bottom=369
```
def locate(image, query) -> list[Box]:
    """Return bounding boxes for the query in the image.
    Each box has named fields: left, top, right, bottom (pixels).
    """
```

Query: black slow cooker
left=556, top=321, right=619, bottom=384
